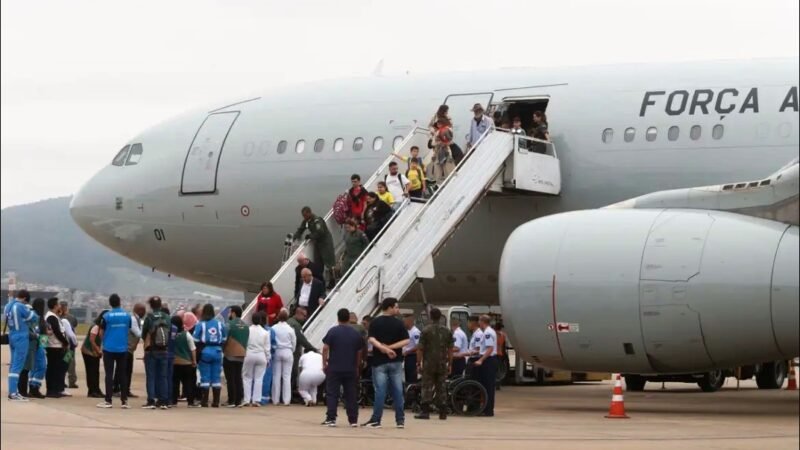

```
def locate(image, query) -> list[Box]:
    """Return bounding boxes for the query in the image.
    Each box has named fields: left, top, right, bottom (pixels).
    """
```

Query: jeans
left=103, top=351, right=128, bottom=403
left=371, top=361, right=404, bottom=424
left=145, top=351, right=169, bottom=404
left=167, top=356, right=175, bottom=403
left=326, top=371, right=357, bottom=424
left=260, top=356, right=273, bottom=404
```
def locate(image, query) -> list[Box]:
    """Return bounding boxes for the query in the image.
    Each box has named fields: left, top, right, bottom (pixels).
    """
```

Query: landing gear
left=624, top=374, right=647, bottom=392
left=756, top=360, right=788, bottom=389
left=697, top=370, right=725, bottom=392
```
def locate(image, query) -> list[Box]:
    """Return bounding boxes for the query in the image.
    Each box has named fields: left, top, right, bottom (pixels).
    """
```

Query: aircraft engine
left=499, top=209, right=798, bottom=374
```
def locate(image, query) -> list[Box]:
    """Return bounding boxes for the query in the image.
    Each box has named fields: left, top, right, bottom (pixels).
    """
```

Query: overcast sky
left=2, top=0, right=798, bottom=208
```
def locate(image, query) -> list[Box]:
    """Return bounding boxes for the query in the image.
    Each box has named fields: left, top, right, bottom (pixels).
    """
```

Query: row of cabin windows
left=602, top=124, right=724, bottom=144
left=278, top=135, right=406, bottom=155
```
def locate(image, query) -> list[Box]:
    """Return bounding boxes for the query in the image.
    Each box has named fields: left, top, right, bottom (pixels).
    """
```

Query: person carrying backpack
left=405, top=159, right=426, bottom=199
left=141, top=296, right=172, bottom=409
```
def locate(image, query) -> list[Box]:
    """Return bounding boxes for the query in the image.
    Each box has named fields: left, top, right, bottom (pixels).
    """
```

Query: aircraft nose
left=69, top=175, right=100, bottom=237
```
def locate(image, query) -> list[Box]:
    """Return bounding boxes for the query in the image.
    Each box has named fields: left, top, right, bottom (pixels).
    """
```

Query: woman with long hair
left=255, top=281, right=283, bottom=326
left=192, top=303, right=227, bottom=407
left=81, top=310, right=107, bottom=398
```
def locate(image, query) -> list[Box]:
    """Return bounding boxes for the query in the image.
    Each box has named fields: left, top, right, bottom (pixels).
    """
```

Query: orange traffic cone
left=605, top=374, right=630, bottom=419
left=786, top=362, right=797, bottom=391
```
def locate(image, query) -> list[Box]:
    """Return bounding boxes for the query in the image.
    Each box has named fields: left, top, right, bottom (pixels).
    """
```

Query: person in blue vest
left=4, top=290, right=37, bottom=401
left=193, top=303, right=227, bottom=407
left=260, top=319, right=277, bottom=405
left=96, top=294, right=132, bottom=409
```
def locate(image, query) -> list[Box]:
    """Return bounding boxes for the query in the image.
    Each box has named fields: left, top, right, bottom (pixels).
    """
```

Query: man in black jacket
left=294, top=253, right=325, bottom=299
left=296, top=268, right=325, bottom=317
left=44, top=298, right=69, bottom=398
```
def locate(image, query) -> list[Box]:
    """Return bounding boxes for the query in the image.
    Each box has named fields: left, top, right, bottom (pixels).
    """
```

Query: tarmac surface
left=1, top=349, right=798, bottom=450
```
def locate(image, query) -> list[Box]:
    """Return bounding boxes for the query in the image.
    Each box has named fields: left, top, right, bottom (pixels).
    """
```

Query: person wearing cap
left=467, top=103, right=495, bottom=150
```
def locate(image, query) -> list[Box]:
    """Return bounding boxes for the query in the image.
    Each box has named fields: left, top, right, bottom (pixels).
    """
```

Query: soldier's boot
left=200, top=389, right=210, bottom=407
left=211, top=387, right=221, bottom=408
left=414, top=403, right=430, bottom=420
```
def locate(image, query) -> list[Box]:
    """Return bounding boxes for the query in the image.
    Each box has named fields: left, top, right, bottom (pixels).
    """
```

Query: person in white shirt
left=242, top=312, right=271, bottom=406
left=271, top=309, right=296, bottom=405
left=297, top=349, right=325, bottom=406
left=466, top=315, right=483, bottom=379
left=383, top=162, right=410, bottom=209
left=474, top=315, right=498, bottom=417
left=60, top=312, right=78, bottom=397
left=450, top=320, right=469, bottom=378
left=401, top=314, right=421, bottom=384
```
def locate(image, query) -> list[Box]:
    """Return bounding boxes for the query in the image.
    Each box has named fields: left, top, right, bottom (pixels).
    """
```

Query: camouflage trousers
left=421, top=369, right=447, bottom=410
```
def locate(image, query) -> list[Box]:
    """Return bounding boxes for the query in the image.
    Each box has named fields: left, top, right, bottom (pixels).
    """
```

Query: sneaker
left=141, top=403, right=156, bottom=409
left=187, top=402, right=201, bottom=408
left=121, top=402, right=130, bottom=409
left=88, top=392, right=104, bottom=398
left=226, top=403, right=238, bottom=408
left=8, top=393, right=29, bottom=402
left=321, top=419, right=336, bottom=427
left=396, top=422, right=405, bottom=429
left=96, top=401, right=112, bottom=408
left=69, top=384, right=79, bottom=389
left=60, top=390, right=73, bottom=397
left=28, top=390, right=45, bottom=399
left=349, top=423, right=359, bottom=428
left=159, top=404, right=168, bottom=410
left=177, top=397, right=187, bottom=402
left=361, top=420, right=381, bottom=428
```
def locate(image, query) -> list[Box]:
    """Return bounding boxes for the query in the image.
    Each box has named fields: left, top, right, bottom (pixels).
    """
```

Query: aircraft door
left=180, top=111, right=240, bottom=195
left=443, top=93, right=494, bottom=150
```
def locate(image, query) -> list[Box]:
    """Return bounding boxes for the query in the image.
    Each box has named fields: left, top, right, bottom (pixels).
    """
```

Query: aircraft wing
left=606, top=158, right=799, bottom=226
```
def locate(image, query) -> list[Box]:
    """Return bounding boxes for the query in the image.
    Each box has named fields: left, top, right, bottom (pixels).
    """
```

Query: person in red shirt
left=347, top=174, right=368, bottom=227
left=255, top=282, right=283, bottom=326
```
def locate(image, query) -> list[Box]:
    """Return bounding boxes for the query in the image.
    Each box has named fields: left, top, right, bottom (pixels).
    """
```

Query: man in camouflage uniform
left=293, top=206, right=336, bottom=288
left=414, top=308, right=453, bottom=420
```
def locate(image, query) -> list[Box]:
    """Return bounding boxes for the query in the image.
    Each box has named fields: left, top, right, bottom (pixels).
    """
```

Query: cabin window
left=373, top=136, right=384, bottom=151
left=314, top=138, right=325, bottom=153
left=601, top=128, right=613, bottom=143
left=392, top=135, right=404, bottom=150
left=690, top=125, right=702, bottom=140
left=668, top=126, right=680, bottom=141
left=295, top=140, right=306, bottom=154
left=624, top=127, right=636, bottom=143
left=125, top=143, right=143, bottom=165
left=645, top=127, right=657, bottom=142
left=353, top=137, right=364, bottom=151
left=112, top=145, right=130, bottom=166
left=277, top=140, right=288, bottom=154
left=333, top=138, right=344, bottom=152
left=712, top=124, right=724, bottom=140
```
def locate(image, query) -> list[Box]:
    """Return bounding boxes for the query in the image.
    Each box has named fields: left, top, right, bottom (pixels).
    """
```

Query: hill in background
left=1, top=196, right=238, bottom=298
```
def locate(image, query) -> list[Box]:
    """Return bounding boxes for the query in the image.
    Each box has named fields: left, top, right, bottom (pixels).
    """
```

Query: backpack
left=332, top=192, right=350, bottom=225
left=450, top=142, right=464, bottom=164
left=149, top=313, right=170, bottom=351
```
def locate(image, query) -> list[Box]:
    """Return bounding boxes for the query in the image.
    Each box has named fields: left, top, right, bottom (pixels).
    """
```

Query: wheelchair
left=404, top=375, right=487, bottom=417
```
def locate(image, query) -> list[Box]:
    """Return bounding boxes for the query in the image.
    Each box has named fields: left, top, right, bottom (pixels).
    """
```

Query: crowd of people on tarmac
left=4, top=289, right=508, bottom=427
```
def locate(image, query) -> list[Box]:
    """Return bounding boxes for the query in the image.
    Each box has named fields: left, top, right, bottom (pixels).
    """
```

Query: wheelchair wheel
left=450, top=379, right=487, bottom=416
left=405, top=383, right=421, bottom=412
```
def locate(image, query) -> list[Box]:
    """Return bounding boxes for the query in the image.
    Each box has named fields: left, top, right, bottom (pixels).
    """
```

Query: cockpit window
left=112, top=145, right=130, bottom=166
left=125, top=143, right=143, bottom=165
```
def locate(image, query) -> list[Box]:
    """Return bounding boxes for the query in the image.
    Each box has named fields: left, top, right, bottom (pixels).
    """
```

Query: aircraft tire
left=697, top=370, right=725, bottom=392
left=755, top=360, right=788, bottom=389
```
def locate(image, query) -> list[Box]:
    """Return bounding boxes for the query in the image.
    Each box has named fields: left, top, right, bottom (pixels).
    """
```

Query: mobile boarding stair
left=243, top=127, right=561, bottom=347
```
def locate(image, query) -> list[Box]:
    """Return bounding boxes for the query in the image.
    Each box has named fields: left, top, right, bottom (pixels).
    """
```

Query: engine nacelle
left=499, top=209, right=798, bottom=374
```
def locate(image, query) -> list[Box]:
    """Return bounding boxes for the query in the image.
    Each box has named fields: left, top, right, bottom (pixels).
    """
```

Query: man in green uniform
left=287, top=306, right=317, bottom=393
left=414, top=308, right=453, bottom=420
left=223, top=306, right=249, bottom=407
left=294, top=206, right=336, bottom=289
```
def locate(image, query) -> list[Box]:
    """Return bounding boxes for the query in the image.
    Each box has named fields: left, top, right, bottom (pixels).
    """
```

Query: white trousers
left=242, top=352, right=268, bottom=404
left=298, top=369, right=326, bottom=403
left=272, top=348, right=294, bottom=405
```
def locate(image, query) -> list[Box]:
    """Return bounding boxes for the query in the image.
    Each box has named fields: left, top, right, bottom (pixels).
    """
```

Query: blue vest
left=194, top=319, right=225, bottom=346
left=102, top=308, right=131, bottom=353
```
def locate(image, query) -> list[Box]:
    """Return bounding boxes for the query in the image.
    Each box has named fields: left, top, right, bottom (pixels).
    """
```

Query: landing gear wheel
left=624, top=374, right=647, bottom=392
left=450, top=379, right=487, bottom=416
left=756, top=360, right=788, bottom=389
left=697, top=370, right=725, bottom=392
